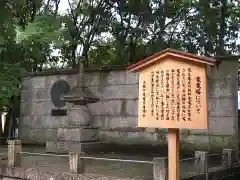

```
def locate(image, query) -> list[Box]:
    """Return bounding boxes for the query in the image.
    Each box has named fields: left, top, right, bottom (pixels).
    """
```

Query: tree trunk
left=217, top=0, right=227, bottom=56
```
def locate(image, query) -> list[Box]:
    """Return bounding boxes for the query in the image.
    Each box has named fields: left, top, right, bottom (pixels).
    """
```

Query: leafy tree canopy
left=0, top=0, right=240, bottom=109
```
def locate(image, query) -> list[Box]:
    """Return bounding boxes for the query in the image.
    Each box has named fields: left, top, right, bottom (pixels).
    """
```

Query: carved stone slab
left=51, top=79, right=70, bottom=109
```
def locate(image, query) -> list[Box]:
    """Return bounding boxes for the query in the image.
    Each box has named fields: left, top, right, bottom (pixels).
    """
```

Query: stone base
left=46, top=126, right=102, bottom=153
left=56, top=141, right=104, bottom=153
left=46, top=141, right=57, bottom=153
left=57, top=126, right=99, bottom=142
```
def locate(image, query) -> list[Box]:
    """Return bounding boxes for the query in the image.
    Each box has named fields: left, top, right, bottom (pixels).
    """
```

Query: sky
left=58, top=0, right=69, bottom=14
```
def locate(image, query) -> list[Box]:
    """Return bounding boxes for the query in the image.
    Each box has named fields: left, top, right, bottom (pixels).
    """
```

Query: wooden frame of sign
left=127, top=48, right=216, bottom=180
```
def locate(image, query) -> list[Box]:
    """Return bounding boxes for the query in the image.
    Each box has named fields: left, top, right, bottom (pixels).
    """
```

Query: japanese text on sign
left=141, top=68, right=204, bottom=122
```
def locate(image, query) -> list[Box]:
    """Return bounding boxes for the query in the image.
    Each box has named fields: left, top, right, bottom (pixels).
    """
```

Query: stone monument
left=56, top=56, right=101, bottom=153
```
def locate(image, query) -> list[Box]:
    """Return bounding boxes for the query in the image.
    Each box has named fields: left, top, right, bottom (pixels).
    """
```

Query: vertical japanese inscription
left=155, top=70, right=160, bottom=120
left=196, top=76, right=202, bottom=114
left=151, top=71, right=154, bottom=116
left=176, top=69, right=181, bottom=121
left=166, top=70, right=170, bottom=120
left=182, top=69, right=186, bottom=121
left=160, top=70, right=164, bottom=120
left=171, top=69, right=175, bottom=121
left=142, top=81, right=146, bottom=117
left=187, top=68, right=192, bottom=121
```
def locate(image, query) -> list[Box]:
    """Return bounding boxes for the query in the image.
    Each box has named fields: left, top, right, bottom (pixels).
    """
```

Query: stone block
left=208, top=117, right=236, bottom=135
left=105, top=116, right=137, bottom=129
left=88, top=101, right=102, bottom=115
left=95, top=100, right=123, bottom=116
left=125, top=100, right=138, bottom=115
left=209, top=135, right=235, bottom=150
left=102, top=85, right=124, bottom=100
left=65, top=74, right=77, bottom=87
left=85, top=72, right=101, bottom=86
left=208, top=98, right=237, bottom=117
left=123, top=84, right=138, bottom=99
left=57, top=127, right=99, bottom=142
left=20, top=115, right=65, bottom=129
left=92, top=116, right=107, bottom=128
left=19, top=128, right=46, bottom=145
left=180, top=134, right=209, bottom=151
left=88, top=86, right=102, bottom=99
left=208, top=79, right=237, bottom=98
left=206, top=61, right=238, bottom=80
left=68, top=105, right=92, bottom=126
left=32, top=76, right=47, bottom=88
left=45, top=75, right=60, bottom=87
left=32, top=89, right=50, bottom=101
left=186, top=129, right=207, bottom=135
left=21, top=90, right=32, bottom=102
left=32, top=101, right=53, bottom=115
left=101, top=100, right=123, bottom=115
left=57, top=141, right=102, bottom=153
left=31, top=116, right=47, bottom=129
left=45, top=129, right=58, bottom=141
left=19, top=116, right=31, bottom=128
left=104, top=71, right=125, bottom=85
left=50, top=116, right=68, bottom=128
left=20, top=103, right=32, bottom=116
left=99, top=130, right=160, bottom=145
left=45, top=141, right=57, bottom=153
left=21, top=77, right=32, bottom=90
left=124, top=71, right=139, bottom=84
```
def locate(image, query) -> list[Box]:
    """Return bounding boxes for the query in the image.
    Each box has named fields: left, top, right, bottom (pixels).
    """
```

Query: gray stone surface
left=56, top=141, right=103, bottom=153
left=68, top=105, right=92, bottom=126
left=19, top=60, right=239, bottom=151
left=57, top=127, right=99, bottom=142
left=46, top=141, right=57, bottom=153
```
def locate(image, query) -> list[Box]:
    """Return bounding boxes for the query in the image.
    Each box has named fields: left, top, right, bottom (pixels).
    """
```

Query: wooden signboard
left=127, top=48, right=216, bottom=180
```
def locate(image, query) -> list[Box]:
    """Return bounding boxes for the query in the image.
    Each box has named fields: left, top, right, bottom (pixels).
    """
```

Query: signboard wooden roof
left=127, top=48, right=216, bottom=72
left=127, top=48, right=216, bottom=129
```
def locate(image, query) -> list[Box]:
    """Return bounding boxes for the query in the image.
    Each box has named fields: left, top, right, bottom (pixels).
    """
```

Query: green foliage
left=0, top=0, right=239, bottom=109
left=17, top=0, right=240, bottom=69
left=0, top=62, right=26, bottom=108
left=0, top=0, right=42, bottom=109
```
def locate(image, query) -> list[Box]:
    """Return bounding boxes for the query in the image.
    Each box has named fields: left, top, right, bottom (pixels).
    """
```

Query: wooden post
left=8, top=140, right=21, bottom=167
left=69, top=152, right=84, bottom=174
left=168, top=128, right=180, bottom=180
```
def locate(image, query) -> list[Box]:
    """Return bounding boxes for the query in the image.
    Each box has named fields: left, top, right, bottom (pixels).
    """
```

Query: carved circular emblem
left=50, top=79, right=70, bottom=108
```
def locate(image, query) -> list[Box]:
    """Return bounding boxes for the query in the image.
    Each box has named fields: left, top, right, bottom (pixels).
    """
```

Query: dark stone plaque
left=51, top=79, right=70, bottom=109
left=51, top=109, right=67, bottom=116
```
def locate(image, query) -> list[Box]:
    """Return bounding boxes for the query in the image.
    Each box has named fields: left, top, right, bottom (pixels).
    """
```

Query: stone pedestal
left=68, top=105, right=92, bottom=126
left=56, top=126, right=102, bottom=153
left=58, top=126, right=99, bottom=142
left=46, top=104, right=101, bottom=153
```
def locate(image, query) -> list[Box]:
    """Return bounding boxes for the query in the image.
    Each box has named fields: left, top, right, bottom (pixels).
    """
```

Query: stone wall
left=19, top=59, right=239, bottom=151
